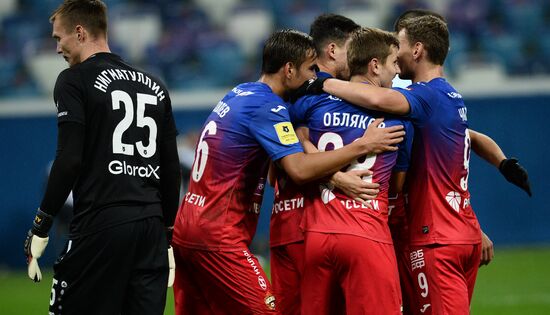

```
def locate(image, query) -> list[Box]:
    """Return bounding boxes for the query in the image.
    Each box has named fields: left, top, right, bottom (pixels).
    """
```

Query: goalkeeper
left=23, top=1, right=180, bottom=314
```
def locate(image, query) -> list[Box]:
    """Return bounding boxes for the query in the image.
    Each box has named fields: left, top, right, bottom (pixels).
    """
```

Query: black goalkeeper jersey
left=53, top=53, right=177, bottom=237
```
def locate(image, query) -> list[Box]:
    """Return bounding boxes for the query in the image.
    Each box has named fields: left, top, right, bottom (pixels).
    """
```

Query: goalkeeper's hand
left=24, top=209, right=53, bottom=282
left=168, top=246, right=175, bottom=287
left=289, top=77, right=328, bottom=103
left=499, top=158, right=532, bottom=197
left=166, top=226, right=175, bottom=287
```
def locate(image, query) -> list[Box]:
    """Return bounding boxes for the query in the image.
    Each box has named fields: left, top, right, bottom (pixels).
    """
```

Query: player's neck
left=258, top=74, right=286, bottom=99
left=80, top=39, right=111, bottom=63
left=412, top=62, right=444, bottom=83
left=317, top=61, right=337, bottom=78
left=350, top=74, right=380, bottom=87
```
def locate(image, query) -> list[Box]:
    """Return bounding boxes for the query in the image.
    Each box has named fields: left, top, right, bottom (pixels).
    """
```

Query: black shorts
left=49, top=216, right=169, bottom=315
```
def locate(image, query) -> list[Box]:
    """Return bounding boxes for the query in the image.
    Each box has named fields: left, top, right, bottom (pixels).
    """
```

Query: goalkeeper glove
left=289, top=77, right=328, bottom=103
left=168, top=246, right=175, bottom=287
left=24, top=208, right=53, bottom=282
left=166, top=226, right=175, bottom=287
left=499, top=158, right=532, bottom=197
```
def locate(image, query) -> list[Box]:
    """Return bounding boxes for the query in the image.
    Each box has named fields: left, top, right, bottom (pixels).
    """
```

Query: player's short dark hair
left=50, top=0, right=108, bottom=38
left=394, top=9, right=446, bottom=32
left=348, top=27, right=399, bottom=77
left=399, top=15, right=449, bottom=66
left=261, top=29, right=317, bottom=74
left=309, top=14, right=360, bottom=56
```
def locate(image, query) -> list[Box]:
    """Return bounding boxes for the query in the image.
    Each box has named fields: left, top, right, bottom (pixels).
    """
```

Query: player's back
left=174, top=82, right=303, bottom=250
left=396, top=78, right=481, bottom=245
left=54, top=53, right=176, bottom=236
left=291, top=89, right=410, bottom=244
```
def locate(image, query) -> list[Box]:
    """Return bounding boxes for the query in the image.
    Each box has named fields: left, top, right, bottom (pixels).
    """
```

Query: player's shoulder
left=395, top=80, right=439, bottom=106
left=55, top=66, right=80, bottom=83
left=121, top=61, right=169, bottom=91
left=294, top=92, right=334, bottom=112
left=431, top=78, right=463, bottom=100
left=419, top=77, right=458, bottom=96
left=402, top=81, right=432, bottom=94
left=54, top=67, right=84, bottom=95
left=229, top=82, right=267, bottom=99
left=232, top=82, right=286, bottom=107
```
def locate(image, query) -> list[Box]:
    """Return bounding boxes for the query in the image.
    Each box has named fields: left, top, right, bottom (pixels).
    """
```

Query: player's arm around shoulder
left=323, top=79, right=411, bottom=115
left=279, top=118, right=405, bottom=185
left=295, top=126, right=380, bottom=203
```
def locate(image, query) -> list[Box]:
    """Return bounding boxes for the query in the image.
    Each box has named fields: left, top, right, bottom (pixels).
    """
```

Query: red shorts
left=408, top=244, right=481, bottom=315
left=173, top=246, right=278, bottom=315
left=394, top=243, right=414, bottom=315
left=270, top=241, right=305, bottom=315
left=301, top=232, right=402, bottom=315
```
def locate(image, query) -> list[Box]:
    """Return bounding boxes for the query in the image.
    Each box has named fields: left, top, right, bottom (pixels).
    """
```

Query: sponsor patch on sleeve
left=273, top=122, right=298, bottom=145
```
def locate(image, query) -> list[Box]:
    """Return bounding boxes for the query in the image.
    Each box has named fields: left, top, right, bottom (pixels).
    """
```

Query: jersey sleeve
left=394, top=84, right=434, bottom=125
left=162, top=93, right=178, bottom=139
left=53, top=68, right=86, bottom=125
left=249, top=102, right=304, bottom=161
left=394, top=120, right=414, bottom=171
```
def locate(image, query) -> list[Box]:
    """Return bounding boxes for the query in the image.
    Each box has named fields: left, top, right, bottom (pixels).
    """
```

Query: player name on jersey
left=322, top=110, right=385, bottom=129
left=93, top=68, right=166, bottom=101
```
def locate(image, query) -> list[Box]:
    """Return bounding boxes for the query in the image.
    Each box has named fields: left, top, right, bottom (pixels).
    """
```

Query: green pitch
left=1, top=247, right=549, bottom=314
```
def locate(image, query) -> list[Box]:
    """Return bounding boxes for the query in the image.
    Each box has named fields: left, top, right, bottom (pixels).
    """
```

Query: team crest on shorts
left=264, top=293, right=276, bottom=311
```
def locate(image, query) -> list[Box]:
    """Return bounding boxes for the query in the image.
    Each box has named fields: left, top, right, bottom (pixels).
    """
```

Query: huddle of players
left=173, top=10, right=532, bottom=315
left=24, top=1, right=531, bottom=314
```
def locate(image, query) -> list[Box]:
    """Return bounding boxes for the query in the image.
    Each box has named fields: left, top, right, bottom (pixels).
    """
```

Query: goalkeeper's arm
left=25, top=122, right=84, bottom=282
left=159, top=133, right=180, bottom=287
left=159, top=134, right=181, bottom=234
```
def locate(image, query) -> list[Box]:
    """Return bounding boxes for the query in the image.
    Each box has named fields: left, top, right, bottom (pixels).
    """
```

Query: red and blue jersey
left=290, top=77, right=413, bottom=243
left=269, top=171, right=310, bottom=248
left=396, top=78, right=481, bottom=245
left=173, top=82, right=304, bottom=250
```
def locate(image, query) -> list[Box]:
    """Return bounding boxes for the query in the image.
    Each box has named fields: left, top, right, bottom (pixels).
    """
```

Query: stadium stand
left=0, top=0, right=549, bottom=97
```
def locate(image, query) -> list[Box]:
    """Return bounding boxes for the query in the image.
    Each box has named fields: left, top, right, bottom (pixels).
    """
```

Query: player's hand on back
left=24, top=209, right=53, bottom=282
left=361, top=118, right=405, bottom=154
left=331, top=170, right=379, bottom=207
left=499, top=158, right=532, bottom=197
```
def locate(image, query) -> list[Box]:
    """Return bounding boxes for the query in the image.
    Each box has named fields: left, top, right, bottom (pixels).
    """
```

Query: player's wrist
left=329, top=172, right=344, bottom=189
left=30, top=208, right=54, bottom=238
left=360, top=139, right=376, bottom=155
left=499, top=157, right=519, bottom=182
left=313, top=77, right=328, bottom=94
left=498, top=158, right=511, bottom=172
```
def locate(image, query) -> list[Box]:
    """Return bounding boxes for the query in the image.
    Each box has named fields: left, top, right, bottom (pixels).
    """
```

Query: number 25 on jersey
left=111, top=90, right=158, bottom=158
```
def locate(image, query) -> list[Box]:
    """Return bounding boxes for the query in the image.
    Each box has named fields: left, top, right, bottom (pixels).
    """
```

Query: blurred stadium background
left=0, top=0, right=549, bottom=313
